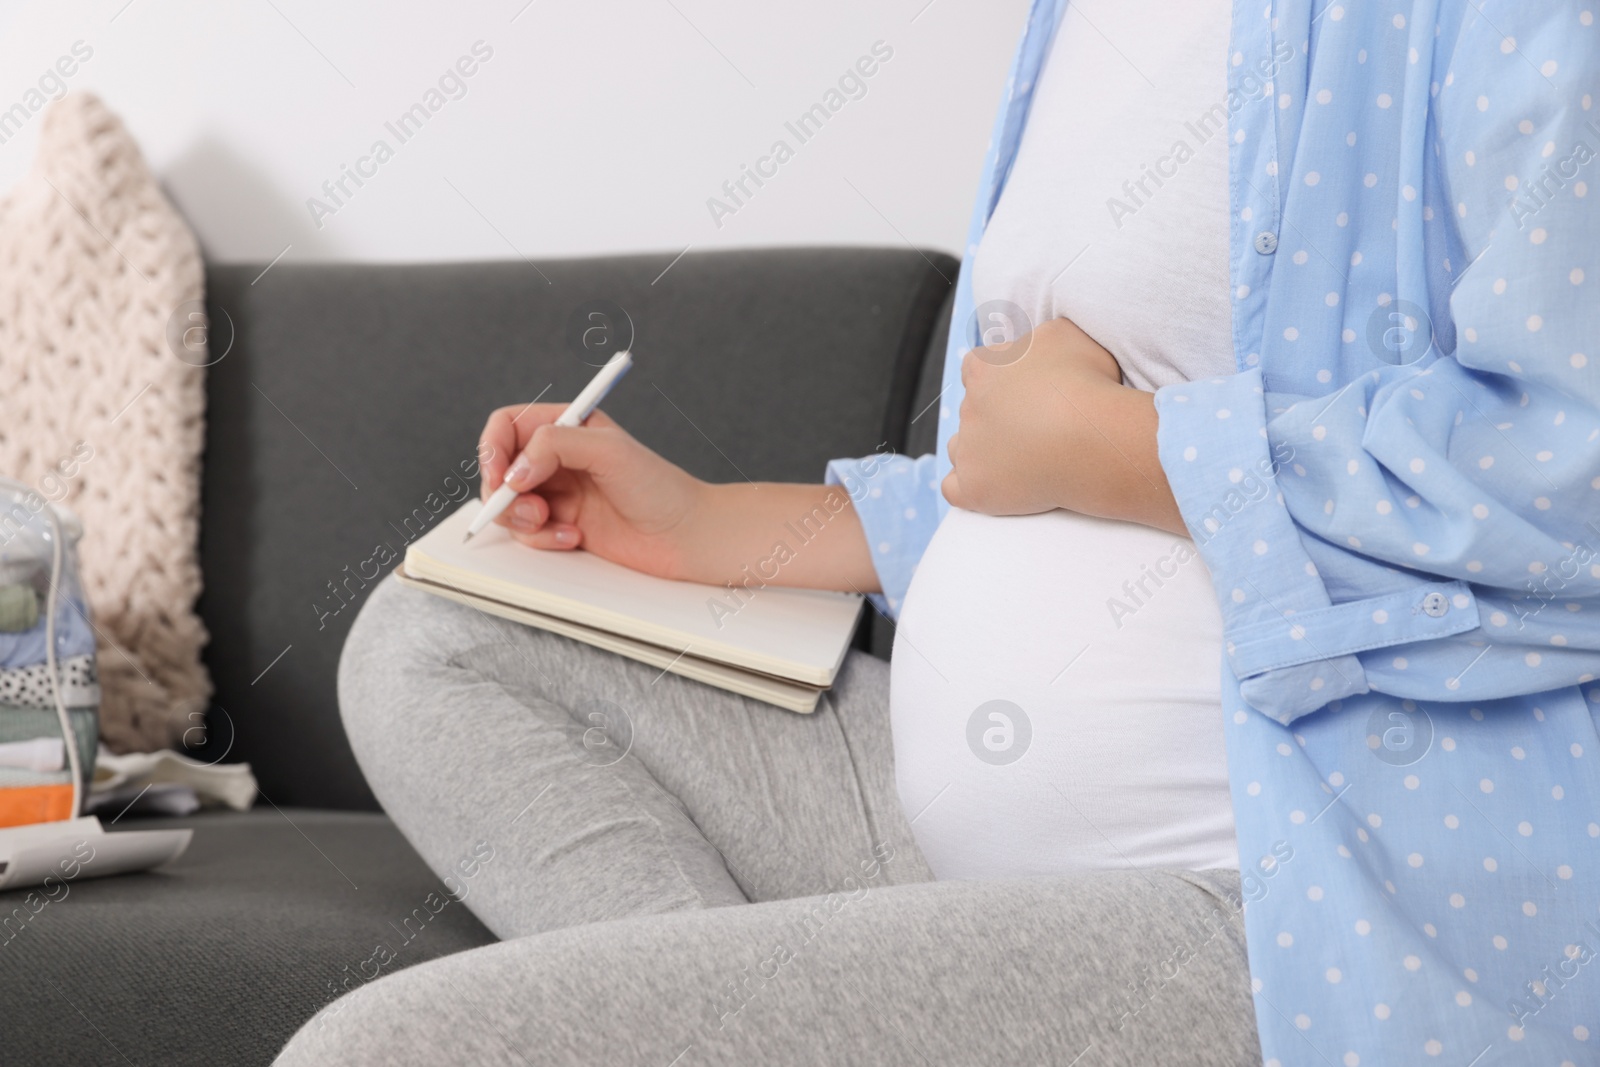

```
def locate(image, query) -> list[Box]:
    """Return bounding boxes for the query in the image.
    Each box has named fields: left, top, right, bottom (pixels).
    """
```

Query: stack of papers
left=0, top=816, right=190, bottom=891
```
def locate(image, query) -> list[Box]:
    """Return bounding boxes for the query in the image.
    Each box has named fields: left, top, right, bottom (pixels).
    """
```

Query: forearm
left=1055, top=384, right=1187, bottom=537
left=674, top=482, right=882, bottom=594
left=946, top=318, right=1190, bottom=538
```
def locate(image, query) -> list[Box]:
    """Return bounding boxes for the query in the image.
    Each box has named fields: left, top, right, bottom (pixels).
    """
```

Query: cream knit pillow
left=0, top=92, right=212, bottom=752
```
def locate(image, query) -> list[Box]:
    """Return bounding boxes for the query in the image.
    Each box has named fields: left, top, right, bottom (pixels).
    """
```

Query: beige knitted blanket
left=0, top=93, right=211, bottom=752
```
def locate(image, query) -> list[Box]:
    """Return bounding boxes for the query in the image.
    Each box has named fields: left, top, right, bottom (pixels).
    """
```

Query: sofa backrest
left=196, top=248, right=956, bottom=809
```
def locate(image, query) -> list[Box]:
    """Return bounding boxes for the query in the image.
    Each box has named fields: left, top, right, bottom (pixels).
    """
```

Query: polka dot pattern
left=1138, top=5, right=1600, bottom=1066
left=0, top=654, right=100, bottom=710
left=834, top=4, right=1600, bottom=1065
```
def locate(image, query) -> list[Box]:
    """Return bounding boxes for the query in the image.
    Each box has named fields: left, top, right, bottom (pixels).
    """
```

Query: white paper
left=407, top=502, right=862, bottom=686
left=0, top=816, right=191, bottom=891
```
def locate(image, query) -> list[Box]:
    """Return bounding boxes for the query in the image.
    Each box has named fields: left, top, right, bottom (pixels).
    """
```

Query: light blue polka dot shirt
left=828, top=1, right=1600, bottom=1063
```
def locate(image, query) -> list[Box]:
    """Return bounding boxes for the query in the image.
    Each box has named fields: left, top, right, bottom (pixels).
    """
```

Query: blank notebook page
left=406, top=502, right=862, bottom=685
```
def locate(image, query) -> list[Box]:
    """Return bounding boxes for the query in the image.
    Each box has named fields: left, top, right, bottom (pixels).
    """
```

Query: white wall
left=0, top=0, right=1030, bottom=264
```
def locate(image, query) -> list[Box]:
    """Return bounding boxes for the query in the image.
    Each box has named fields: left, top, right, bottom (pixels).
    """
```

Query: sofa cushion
left=0, top=810, right=495, bottom=1066
left=196, top=249, right=954, bottom=809
left=0, top=92, right=212, bottom=753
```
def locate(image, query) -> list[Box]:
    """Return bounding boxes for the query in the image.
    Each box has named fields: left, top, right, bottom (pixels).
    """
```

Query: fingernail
left=511, top=499, right=542, bottom=525
left=553, top=528, right=577, bottom=545
left=505, top=456, right=532, bottom=488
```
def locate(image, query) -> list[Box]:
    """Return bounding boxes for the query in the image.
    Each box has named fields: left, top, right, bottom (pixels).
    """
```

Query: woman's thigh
left=338, top=575, right=931, bottom=939
left=275, top=868, right=1256, bottom=1067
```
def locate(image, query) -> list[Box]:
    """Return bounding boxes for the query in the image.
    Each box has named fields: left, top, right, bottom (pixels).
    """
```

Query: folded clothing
left=84, top=781, right=201, bottom=818
left=0, top=599, right=95, bottom=670
left=0, top=703, right=97, bottom=788
left=0, top=701, right=95, bottom=827
left=92, top=746, right=255, bottom=812
left=0, top=737, right=64, bottom=772
left=0, top=584, right=39, bottom=632
left=0, top=653, right=99, bottom=709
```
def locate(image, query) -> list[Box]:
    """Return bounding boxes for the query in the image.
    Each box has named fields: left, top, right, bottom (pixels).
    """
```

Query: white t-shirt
left=972, top=0, right=1237, bottom=391
left=890, top=0, right=1240, bottom=878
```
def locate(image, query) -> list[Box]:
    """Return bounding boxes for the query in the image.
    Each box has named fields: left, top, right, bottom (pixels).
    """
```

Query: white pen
left=463, top=350, right=633, bottom=543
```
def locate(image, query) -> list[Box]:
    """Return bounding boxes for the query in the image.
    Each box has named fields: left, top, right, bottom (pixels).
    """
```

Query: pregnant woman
left=279, top=2, right=1598, bottom=1065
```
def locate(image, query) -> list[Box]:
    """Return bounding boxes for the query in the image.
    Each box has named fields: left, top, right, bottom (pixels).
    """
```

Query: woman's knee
left=340, top=572, right=463, bottom=672
left=275, top=934, right=657, bottom=1067
left=275, top=916, right=776, bottom=1067
left=334, top=573, right=534, bottom=769
left=273, top=953, right=460, bottom=1067
left=339, top=576, right=438, bottom=733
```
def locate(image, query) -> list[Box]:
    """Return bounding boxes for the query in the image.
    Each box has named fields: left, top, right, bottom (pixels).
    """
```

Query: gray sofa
left=1, top=247, right=955, bottom=1065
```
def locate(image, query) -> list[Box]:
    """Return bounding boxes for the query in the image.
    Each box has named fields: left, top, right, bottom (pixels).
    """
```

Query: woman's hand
left=478, top=404, right=704, bottom=579
left=477, top=405, right=882, bottom=593
left=941, top=317, right=1187, bottom=535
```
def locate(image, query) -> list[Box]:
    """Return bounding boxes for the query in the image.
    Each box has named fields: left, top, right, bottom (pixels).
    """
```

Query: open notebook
left=397, top=502, right=864, bottom=713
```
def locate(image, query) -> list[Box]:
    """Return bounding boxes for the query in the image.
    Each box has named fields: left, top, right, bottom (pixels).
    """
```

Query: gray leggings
left=274, top=575, right=1259, bottom=1066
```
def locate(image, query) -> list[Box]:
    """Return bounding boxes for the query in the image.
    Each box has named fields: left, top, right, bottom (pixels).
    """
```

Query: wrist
left=664, top=479, right=728, bottom=583
left=1051, top=380, right=1187, bottom=536
left=664, top=481, right=880, bottom=594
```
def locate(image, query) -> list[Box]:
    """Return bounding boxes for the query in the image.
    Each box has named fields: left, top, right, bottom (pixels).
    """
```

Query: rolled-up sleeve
left=825, top=451, right=942, bottom=618
left=1155, top=7, right=1600, bottom=724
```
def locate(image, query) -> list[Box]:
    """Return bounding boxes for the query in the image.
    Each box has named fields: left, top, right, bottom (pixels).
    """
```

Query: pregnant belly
left=890, top=507, right=1237, bottom=878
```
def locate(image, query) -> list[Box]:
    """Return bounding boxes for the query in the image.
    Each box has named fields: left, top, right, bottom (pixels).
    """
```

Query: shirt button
left=1421, top=592, right=1449, bottom=618
left=1254, top=230, right=1279, bottom=255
